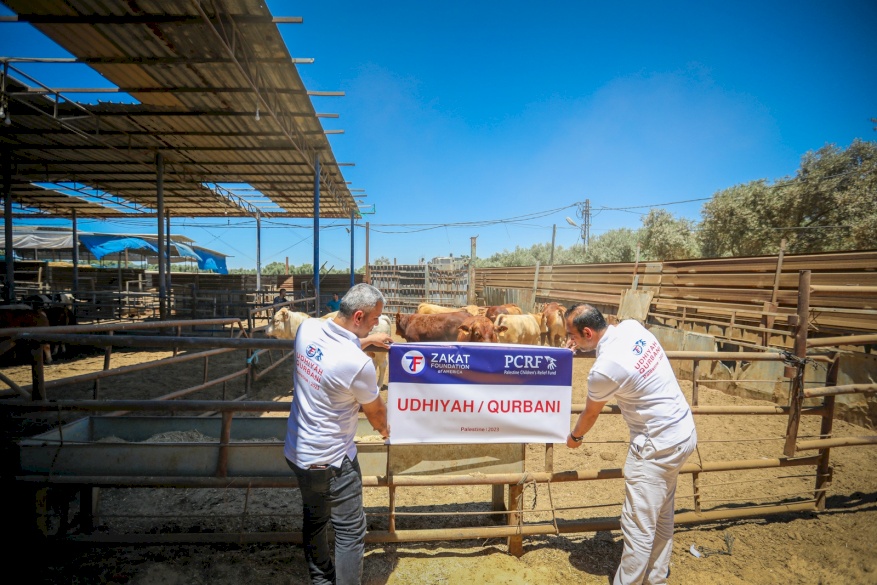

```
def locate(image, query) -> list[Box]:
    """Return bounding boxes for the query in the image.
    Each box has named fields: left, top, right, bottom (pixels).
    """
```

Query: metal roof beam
left=12, top=160, right=343, bottom=168
left=18, top=87, right=344, bottom=96
left=2, top=56, right=314, bottom=65
left=6, top=142, right=338, bottom=151
left=20, top=110, right=340, bottom=118
left=0, top=15, right=303, bottom=25
left=15, top=176, right=335, bottom=184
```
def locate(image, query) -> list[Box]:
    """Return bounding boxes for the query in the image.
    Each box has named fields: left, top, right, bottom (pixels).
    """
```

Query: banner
left=387, top=342, right=573, bottom=444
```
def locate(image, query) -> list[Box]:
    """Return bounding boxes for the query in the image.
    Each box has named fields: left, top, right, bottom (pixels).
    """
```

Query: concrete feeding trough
left=18, top=416, right=525, bottom=479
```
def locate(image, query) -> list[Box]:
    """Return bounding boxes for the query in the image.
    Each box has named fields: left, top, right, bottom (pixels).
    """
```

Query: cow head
left=457, top=315, right=498, bottom=343
left=394, top=312, right=409, bottom=337
left=267, top=307, right=290, bottom=338
left=484, top=306, right=507, bottom=323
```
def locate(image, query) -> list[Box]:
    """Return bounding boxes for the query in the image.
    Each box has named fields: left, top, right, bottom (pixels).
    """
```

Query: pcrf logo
left=504, top=354, right=547, bottom=369
left=402, top=350, right=427, bottom=374
left=632, top=339, right=646, bottom=355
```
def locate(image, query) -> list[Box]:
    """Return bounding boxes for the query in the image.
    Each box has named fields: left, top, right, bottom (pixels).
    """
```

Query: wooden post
left=631, top=243, right=641, bottom=290
left=30, top=346, right=46, bottom=401
left=762, top=239, right=786, bottom=346
left=80, top=486, right=97, bottom=534
left=531, top=261, right=540, bottom=313
left=216, top=411, right=233, bottom=477
left=815, top=356, right=838, bottom=510
left=692, top=472, right=701, bottom=513
left=784, top=270, right=811, bottom=457
left=94, top=330, right=113, bottom=399
left=692, top=359, right=700, bottom=406
left=507, top=483, right=523, bottom=557
left=387, top=447, right=396, bottom=532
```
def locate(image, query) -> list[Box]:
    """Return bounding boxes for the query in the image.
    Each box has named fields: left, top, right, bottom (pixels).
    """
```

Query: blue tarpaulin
left=78, top=235, right=158, bottom=259
left=78, top=234, right=228, bottom=274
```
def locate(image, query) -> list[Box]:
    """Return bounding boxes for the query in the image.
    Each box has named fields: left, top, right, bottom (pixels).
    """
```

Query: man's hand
left=567, top=434, right=583, bottom=448
left=360, top=333, right=393, bottom=350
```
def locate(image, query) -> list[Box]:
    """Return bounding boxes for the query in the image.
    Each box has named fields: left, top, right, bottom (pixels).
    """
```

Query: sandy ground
left=4, top=332, right=877, bottom=585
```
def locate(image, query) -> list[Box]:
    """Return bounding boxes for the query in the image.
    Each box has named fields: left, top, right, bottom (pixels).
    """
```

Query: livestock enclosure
left=2, top=275, right=875, bottom=562
left=474, top=250, right=877, bottom=429
left=2, top=262, right=366, bottom=322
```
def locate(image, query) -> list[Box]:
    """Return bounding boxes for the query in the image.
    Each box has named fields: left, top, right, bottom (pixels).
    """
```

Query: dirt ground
left=4, top=333, right=877, bottom=585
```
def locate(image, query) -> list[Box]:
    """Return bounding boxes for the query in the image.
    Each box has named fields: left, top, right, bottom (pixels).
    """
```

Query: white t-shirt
left=284, top=318, right=380, bottom=467
left=587, top=320, right=695, bottom=451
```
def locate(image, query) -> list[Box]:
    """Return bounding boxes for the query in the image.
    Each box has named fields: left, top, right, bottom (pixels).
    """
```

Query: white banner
left=387, top=342, right=573, bottom=444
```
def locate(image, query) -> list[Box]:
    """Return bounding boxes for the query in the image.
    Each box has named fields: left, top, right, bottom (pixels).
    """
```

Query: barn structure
left=1, top=0, right=364, bottom=316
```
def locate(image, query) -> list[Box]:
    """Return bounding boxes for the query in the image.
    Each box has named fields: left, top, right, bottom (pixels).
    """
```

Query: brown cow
left=0, top=305, right=52, bottom=363
left=484, top=303, right=523, bottom=323
left=395, top=310, right=470, bottom=342
left=540, top=302, right=567, bottom=347
left=456, top=315, right=499, bottom=343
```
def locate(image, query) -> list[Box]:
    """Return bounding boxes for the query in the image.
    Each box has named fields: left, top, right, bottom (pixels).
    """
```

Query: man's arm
left=361, top=396, right=389, bottom=439
left=360, top=333, right=393, bottom=350
left=567, top=396, right=607, bottom=448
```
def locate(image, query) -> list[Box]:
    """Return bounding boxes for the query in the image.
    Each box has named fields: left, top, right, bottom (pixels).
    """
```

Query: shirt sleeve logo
left=401, top=350, right=426, bottom=374
left=306, top=344, right=324, bottom=361
left=632, top=339, right=647, bottom=355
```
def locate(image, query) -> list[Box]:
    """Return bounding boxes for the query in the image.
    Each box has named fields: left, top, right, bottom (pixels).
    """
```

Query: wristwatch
left=569, top=432, right=583, bottom=443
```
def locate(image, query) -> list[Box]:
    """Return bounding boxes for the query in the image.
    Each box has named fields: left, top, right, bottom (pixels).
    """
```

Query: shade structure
left=0, top=0, right=359, bottom=220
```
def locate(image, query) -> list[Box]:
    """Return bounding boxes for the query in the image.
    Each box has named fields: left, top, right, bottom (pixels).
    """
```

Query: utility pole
left=576, top=199, right=591, bottom=251
left=583, top=198, right=591, bottom=251
left=549, top=225, right=556, bottom=266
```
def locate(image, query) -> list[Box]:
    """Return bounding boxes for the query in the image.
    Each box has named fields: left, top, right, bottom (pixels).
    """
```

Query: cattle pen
left=3, top=277, right=875, bottom=558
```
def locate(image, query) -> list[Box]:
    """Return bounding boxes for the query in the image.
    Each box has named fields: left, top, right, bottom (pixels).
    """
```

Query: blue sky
left=2, top=1, right=875, bottom=270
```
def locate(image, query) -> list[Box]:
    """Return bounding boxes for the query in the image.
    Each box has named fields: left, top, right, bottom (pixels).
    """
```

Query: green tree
left=699, top=140, right=877, bottom=256
left=699, top=180, right=783, bottom=257
left=640, top=209, right=699, bottom=260
left=584, top=228, right=642, bottom=263
left=261, top=261, right=288, bottom=275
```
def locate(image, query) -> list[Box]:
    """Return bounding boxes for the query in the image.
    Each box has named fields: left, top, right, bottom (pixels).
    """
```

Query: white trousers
left=613, top=429, right=697, bottom=585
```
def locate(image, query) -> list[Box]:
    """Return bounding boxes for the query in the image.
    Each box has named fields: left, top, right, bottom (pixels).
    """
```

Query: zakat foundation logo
left=632, top=339, right=647, bottom=355
left=401, top=350, right=427, bottom=374
left=305, top=344, right=324, bottom=361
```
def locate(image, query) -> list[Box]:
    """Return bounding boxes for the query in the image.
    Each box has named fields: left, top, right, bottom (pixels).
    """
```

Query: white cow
left=494, top=313, right=542, bottom=345
left=365, top=314, right=392, bottom=389
left=266, top=308, right=311, bottom=339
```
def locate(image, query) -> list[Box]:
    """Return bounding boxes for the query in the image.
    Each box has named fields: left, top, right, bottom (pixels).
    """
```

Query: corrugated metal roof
left=0, top=0, right=358, bottom=219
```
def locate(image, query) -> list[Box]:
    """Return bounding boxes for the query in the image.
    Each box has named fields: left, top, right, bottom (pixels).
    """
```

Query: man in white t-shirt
left=565, top=304, right=697, bottom=585
left=284, top=283, right=392, bottom=585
